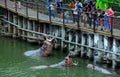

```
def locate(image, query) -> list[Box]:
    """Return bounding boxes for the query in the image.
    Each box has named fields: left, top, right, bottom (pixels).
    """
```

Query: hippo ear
left=51, top=38, right=57, bottom=43
left=44, top=34, right=48, bottom=40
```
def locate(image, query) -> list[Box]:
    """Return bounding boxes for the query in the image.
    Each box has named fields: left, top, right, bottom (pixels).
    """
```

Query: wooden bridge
left=1, top=0, right=120, bottom=69
left=0, top=0, right=120, bottom=38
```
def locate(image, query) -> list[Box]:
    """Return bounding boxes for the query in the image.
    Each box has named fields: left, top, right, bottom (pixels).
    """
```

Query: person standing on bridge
left=104, top=8, right=114, bottom=32
left=55, top=0, right=63, bottom=22
left=69, top=0, right=75, bottom=23
left=107, top=8, right=114, bottom=31
left=47, top=0, right=54, bottom=16
left=50, top=3, right=55, bottom=20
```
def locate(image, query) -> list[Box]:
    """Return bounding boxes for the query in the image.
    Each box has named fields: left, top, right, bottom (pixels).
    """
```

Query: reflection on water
left=0, top=37, right=119, bottom=77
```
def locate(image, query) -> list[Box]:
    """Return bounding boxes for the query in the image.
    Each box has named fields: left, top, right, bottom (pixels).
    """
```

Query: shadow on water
left=0, top=36, right=120, bottom=77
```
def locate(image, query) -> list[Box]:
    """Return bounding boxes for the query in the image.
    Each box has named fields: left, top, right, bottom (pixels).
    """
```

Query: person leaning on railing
left=55, top=0, right=63, bottom=22
left=50, top=3, right=55, bottom=20
left=69, top=0, right=75, bottom=23
left=104, top=8, right=114, bottom=32
left=107, top=8, right=114, bottom=31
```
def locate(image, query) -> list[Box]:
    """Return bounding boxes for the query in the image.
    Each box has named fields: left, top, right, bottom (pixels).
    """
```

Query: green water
left=0, top=36, right=119, bottom=77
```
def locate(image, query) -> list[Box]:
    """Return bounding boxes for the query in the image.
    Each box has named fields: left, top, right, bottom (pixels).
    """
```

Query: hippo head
left=41, top=35, right=56, bottom=56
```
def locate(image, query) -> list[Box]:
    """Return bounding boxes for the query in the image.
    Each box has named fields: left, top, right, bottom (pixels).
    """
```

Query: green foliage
left=96, top=0, right=120, bottom=11
left=96, top=0, right=114, bottom=11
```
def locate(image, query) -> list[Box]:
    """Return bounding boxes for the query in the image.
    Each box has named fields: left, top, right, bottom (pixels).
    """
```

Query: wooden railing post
left=93, top=13, right=96, bottom=33
left=37, top=3, right=39, bottom=20
left=15, top=0, right=17, bottom=12
left=63, top=9, right=65, bottom=25
left=110, top=17, right=114, bottom=36
left=26, top=2, right=28, bottom=17
left=49, top=6, right=51, bottom=23
left=5, top=0, right=7, bottom=8
left=77, top=11, right=79, bottom=28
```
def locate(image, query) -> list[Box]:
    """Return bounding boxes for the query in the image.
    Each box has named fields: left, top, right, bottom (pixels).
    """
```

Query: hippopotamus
left=24, top=35, right=55, bottom=58
left=31, top=53, right=78, bottom=69
left=87, top=64, right=117, bottom=75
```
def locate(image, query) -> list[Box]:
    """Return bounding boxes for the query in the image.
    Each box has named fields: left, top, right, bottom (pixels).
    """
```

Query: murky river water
left=0, top=36, right=120, bottom=77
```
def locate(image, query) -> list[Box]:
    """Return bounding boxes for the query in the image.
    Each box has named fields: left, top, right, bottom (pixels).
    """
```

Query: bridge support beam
left=75, top=32, right=79, bottom=51
left=13, top=15, right=17, bottom=38
left=94, top=34, right=100, bottom=64
left=87, top=34, right=94, bottom=59
left=81, top=33, right=86, bottom=57
left=61, top=27, right=65, bottom=50
left=68, top=32, right=72, bottom=51
left=112, top=38, right=117, bottom=69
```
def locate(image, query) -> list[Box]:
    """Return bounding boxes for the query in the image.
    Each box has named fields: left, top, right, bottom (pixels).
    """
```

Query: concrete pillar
left=7, top=11, right=10, bottom=21
left=22, top=18, right=26, bottom=38
left=87, top=34, right=93, bottom=59
left=30, top=21, right=33, bottom=36
left=104, top=36, right=109, bottom=63
left=68, top=32, right=72, bottom=51
left=49, top=25, right=52, bottom=35
left=18, top=16, right=20, bottom=27
left=33, top=21, right=36, bottom=37
left=75, top=32, right=78, bottom=51
left=97, top=35, right=103, bottom=62
left=112, top=38, right=117, bottom=69
left=38, top=24, right=41, bottom=39
left=7, top=11, right=12, bottom=33
left=17, top=16, right=21, bottom=36
left=93, top=34, right=99, bottom=64
left=104, top=36, right=108, bottom=50
left=27, top=20, right=30, bottom=36
left=81, top=33, right=85, bottom=57
left=43, top=24, right=46, bottom=34
left=55, top=27, right=59, bottom=37
left=38, top=24, right=40, bottom=32
left=94, top=34, right=99, bottom=47
left=61, top=27, right=65, bottom=51
left=13, top=15, right=17, bottom=37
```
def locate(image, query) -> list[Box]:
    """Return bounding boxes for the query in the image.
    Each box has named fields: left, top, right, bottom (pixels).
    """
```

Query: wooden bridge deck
left=0, top=0, right=120, bottom=39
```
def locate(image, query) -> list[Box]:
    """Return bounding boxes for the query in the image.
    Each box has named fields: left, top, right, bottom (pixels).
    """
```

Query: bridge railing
left=1, top=0, right=120, bottom=36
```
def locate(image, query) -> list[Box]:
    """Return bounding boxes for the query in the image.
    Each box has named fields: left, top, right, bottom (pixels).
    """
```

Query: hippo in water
left=24, top=34, right=55, bottom=58
left=31, top=54, right=78, bottom=69
left=87, top=64, right=117, bottom=75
